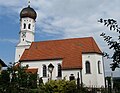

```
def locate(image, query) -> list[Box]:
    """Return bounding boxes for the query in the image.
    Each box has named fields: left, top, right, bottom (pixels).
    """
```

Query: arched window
left=28, top=24, right=31, bottom=29
left=23, top=23, right=26, bottom=29
left=58, top=64, right=62, bottom=77
left=98, top=61, right=101, bottom=74
left=69, top=74, right=75, bottom=81
left=85, top=61, right=91, bottom=74
left=43, top=65, right=47, bottom=77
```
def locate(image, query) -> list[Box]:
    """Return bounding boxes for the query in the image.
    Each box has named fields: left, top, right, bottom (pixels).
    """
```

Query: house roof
left=0, top=59, right=7, bottom=67
left=25, top=68, right=38, bottom=74
left=20, top=37, right=102, bottom=69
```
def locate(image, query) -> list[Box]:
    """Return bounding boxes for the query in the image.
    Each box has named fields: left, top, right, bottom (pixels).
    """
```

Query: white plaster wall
left=20, top=53, right=105, bottom=87
left=95, top=54, right=105, bottom=87
left=21, top=59, right=62, bottom=83
left=21, top=18, right=35, bottom=32
left=20, top=18, right=35, bottom=42
left=15, top=17, right=35, bottom=62
left=19, top=30, right=34, bottom=43
left=62, top=69, right=81, bottom=81
left=82, top=53, right=105, bottom=87
left=26, top=31, right=34, bottom=42
left=15, top=45, right=30, bottom=62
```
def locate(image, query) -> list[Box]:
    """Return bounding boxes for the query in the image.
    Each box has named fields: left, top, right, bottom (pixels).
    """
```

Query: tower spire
left=28, top=0, right=30, bottom=7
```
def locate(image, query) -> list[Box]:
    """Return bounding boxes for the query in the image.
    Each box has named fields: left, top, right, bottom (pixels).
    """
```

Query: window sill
left=85, top=73, right=91, bottom=74
left=56, top=76, right=62, bottom=79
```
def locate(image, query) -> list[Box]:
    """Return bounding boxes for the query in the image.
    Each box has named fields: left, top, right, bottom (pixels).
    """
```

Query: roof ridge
left=90, top=38, right=101, bottom=53
left=90, top=37, right=95, bottom=52
left=34, top=37, right=93, bottom=43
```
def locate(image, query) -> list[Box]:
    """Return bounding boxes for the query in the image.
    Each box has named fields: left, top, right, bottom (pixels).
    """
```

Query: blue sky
left=0, top=0, right=120, bottom=76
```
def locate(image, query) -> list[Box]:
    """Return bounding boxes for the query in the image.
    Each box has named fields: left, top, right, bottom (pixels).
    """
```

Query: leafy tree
left=0, top=70, right=10, bottom=92
left=113, top=77, right=120, bottom=92
left=98, top=18, right=120, bottom=71
left=0, top=62, right=38, bottom=93
left=28, top=73, right=38, bottom=89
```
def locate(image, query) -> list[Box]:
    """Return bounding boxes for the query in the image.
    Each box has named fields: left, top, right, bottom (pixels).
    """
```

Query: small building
left=0, top=59, right=7, bottom=74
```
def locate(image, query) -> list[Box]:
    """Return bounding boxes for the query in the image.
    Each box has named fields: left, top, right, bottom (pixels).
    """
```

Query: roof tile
left=20, top=37, right=102, bottom=69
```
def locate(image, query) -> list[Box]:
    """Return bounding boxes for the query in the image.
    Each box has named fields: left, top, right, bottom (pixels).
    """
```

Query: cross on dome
left=28, top=0, right=30, bottom=6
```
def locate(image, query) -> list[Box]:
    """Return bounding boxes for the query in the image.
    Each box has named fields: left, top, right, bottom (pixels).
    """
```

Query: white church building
left=15, top=4, right=105, bottom=88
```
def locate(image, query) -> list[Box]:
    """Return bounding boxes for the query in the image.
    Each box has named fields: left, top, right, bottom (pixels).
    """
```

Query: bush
left=39, top=80, right=77, bottom=93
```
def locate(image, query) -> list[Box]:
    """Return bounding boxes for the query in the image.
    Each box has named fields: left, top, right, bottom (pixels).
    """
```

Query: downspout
left=80, top=68, right=83, bottom=88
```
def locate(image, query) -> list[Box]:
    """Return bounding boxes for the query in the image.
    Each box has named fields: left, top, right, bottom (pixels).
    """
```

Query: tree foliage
left=0, top=62, right=38, bottom=93
left=39, top=79, right=78, bottom=93
left=98, top=18, right=120, bottom=71
left=113, top=77, right=120, bottom=92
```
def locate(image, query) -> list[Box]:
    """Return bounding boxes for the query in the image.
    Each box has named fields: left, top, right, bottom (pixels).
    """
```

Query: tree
left=0, top=70, right=10, bottom=92
left=98, top=18, right=120, bottom=71
left=40, top=80, right=77, bottom=93
left=0, top=62, right=38, bottom=93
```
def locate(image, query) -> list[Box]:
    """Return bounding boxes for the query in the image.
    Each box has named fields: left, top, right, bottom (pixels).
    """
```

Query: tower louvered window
left=23, top=23, right=26, bottom=29
left=28, top=24, right=31, bottom=29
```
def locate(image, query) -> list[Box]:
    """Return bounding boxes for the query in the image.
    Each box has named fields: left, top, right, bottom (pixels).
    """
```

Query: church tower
left=15, top=4, right=37, bottom=62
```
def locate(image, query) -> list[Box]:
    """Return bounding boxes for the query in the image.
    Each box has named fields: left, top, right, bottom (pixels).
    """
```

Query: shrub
left=39, top=80, right=77, bottom=93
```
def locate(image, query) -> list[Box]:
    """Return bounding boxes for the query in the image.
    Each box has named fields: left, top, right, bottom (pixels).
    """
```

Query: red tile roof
left=15, top=62, right=20, bottom=68
left=20, top=37, right=102, bottom=69
left=25, top=68, right=38, bottom=74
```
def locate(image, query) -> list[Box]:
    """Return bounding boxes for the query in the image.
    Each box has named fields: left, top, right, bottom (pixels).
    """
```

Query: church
left=15, top=4, right=105, bottom=88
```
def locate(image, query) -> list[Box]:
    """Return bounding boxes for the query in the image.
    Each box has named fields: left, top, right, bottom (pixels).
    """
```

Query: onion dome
left=20, top=5, right=37, bottom=20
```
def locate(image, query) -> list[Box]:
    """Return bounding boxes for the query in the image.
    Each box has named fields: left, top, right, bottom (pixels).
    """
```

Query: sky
left=0, top=0, right=120, bottom=77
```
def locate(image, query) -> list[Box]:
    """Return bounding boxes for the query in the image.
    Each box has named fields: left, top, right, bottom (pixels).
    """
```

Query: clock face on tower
left=22, top=32, right=26, bottom=38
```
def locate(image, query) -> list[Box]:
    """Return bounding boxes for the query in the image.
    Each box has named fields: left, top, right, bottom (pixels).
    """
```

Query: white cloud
left=0, top=38, right=18, bottom=44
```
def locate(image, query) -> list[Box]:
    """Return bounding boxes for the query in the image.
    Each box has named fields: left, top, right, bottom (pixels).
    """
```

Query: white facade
left=82, top=53, right=105, bottom=87
left=21, top=53, right=105, bottom=87
left=15, top=17, right=36, bottom=62
left=20, top=18, right=35, bottom=43
left=15, top=5, right=105, bottom=88
left=21, top=59, right=62, bottom=83
left=62, top=69, right=80, bottom=80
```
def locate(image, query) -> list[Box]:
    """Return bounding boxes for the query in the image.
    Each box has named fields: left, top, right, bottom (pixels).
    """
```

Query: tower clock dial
left=22, top=32, right=26, bottom=38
